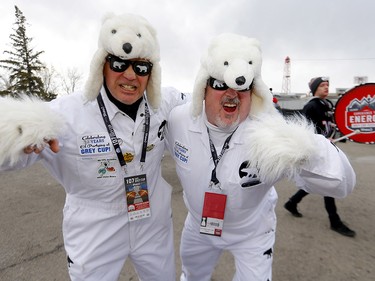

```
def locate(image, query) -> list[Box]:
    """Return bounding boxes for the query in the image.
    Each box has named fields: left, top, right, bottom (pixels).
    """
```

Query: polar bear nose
left=123, top=43, right=133, bottom=54
left=236, top=76, right=246, bottom=86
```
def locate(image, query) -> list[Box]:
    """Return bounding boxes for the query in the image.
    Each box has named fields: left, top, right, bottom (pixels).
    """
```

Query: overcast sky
left=1, top=0, right=374, bottom=95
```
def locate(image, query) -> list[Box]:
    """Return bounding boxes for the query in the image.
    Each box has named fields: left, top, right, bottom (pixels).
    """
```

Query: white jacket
left=166, top=102, right=356, bottom=241
left=1, top=87, right=186, bottom=225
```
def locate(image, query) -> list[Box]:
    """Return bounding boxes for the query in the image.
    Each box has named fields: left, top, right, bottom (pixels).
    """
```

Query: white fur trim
left=191, top=33, right=274, bottom=117
left=0, top=96, right=66, bottom=165
left=83, top=13, right=161, bottom=109
left=243, top=113, right=318, bottom=184
left=84, top=48, right=108, bottom=101
left=191, top=68, right=209, bottom=117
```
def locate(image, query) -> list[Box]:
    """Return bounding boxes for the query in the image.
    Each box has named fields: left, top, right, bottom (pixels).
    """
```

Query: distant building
left=336, top=88, right=348, bottom=96
left=354, top=76, right=368, bottom=85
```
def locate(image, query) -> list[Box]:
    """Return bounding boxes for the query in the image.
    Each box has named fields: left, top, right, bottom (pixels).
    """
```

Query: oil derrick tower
left=281, top=56, right=291, bottom=95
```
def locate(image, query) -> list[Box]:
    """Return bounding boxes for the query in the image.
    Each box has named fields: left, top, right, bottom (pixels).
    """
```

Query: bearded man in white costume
left=166, top=33, right=355, bottom=281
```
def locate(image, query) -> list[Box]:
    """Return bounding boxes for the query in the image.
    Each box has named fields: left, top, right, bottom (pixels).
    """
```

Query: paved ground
left=0, top=141, right=374, bottom=280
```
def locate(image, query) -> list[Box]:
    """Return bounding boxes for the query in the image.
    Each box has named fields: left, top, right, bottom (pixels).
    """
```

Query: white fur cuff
left=243, top=113, right=318, bottom=184
left=0, top=96, right=65, bottom=165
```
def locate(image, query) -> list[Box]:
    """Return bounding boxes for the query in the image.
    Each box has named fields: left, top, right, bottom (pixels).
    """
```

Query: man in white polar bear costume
left=0, top=13, right=187, bottom=281
left=166, top=33, right=356, bottom=281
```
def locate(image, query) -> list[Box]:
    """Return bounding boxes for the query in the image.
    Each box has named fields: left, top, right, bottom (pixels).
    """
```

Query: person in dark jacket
left=284, top=77, right=356, bottom=237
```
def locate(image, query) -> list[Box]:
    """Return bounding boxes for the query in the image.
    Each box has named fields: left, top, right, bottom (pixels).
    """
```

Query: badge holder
left=125, top=174, right=151, bottom=221
left=200, top=191, right=227, bottom=237
left=199, top=128, right=234, bottom=236
left=97, top=93, right=152, bottom=222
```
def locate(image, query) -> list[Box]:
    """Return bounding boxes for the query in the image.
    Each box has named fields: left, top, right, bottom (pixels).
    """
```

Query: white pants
left=63, top=195, right=175, bottom=281
left=180, top=221, right=274, bottom=281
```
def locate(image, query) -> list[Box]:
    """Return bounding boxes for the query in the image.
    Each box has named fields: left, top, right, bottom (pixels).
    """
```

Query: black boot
left=329, top=212, right=356, bottom=237
left=284, top=200, right=303, bottom=217
left=331, top=222, right=356, bottom=237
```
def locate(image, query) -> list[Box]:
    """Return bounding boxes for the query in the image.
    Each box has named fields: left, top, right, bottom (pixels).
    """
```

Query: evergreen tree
left=0, top=6, right=56, bottom=100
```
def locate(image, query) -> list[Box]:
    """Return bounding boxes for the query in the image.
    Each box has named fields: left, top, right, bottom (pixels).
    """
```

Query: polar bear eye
left=137, top=33, right=142, bottom=38
left=224, top=61, right=228, bottom=66
left=249, top=61, right=253, bottom=65
left=111, top=29, right=117, bottom=34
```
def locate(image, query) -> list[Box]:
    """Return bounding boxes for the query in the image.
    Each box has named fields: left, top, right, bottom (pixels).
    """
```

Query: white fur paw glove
left=243, top=112, right=319, bottom=184
left=0, top=96, right=66, bottom=165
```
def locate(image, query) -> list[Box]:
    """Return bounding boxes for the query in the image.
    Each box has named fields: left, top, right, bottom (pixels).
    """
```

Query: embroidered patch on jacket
left=97, top=158, right=117, bottom=178
left=123, top=152, right=134, bottom=163
left=173, top=141, right=189, bottom=164
left=239, top=161, right=261, bottom=188
left=78, top=133, right=112, bottom=155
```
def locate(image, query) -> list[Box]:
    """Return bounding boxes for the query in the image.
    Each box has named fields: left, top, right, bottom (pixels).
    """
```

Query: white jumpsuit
left=0, top=87, right=186, bottom=281
left=166, top=102, right=356, bottom=281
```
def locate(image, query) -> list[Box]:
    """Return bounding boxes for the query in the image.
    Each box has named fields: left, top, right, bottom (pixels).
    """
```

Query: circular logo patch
left=334, top=83, right=375, bottom=144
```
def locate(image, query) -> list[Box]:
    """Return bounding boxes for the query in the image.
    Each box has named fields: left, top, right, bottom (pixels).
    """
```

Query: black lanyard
left=97, top=93, right=150, bottom=172
left=207, top=127, right=236, bottom=187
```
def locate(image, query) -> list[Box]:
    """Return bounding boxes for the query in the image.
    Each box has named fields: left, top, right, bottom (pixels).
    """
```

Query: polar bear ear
left=248, top=38, right=261, bottom=49
left=142, top=19, right=157, bottom=38
left=141, top=23, right=160, bottom=62
left=101, top=12, right=115, bottom=24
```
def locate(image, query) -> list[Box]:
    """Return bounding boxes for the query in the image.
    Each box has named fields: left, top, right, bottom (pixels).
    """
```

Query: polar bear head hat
left=84, top=13, right=161, bottom=109
left=191, top=33, right=274, bottom=117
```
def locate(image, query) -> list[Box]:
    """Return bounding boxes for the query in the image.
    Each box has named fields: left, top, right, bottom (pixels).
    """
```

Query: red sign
left=334, top=83, right=375, bottom=144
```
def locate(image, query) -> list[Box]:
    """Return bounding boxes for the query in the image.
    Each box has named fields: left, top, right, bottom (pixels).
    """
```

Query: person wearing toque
left=284, top=76, right=356, bottom=238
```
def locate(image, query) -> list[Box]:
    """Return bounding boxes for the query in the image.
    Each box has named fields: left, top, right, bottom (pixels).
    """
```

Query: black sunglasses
left=208, top=77, right=252, bottom=92
left=106, top=55, right=153, bottom=76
